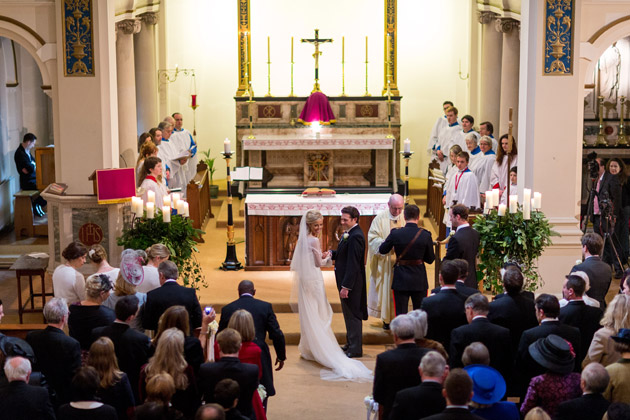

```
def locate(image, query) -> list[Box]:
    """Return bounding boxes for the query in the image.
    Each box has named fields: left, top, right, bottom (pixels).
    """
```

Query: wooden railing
left=186, top=163, right=214, bottom=242
left=0, top=323, right=47, bottom=340
left=425, top=160, right=446, bottom=241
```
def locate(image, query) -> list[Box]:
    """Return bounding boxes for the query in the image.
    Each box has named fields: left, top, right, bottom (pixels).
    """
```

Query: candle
left=267, top=36, right=270, bottom=62
left=191, top=94, right=197, bottom=107
left=404, top=138, right=411, bottom=154
left=523, top=188, right=532, bottom=205
left=172, top=193, right=180, bottom=203
left=342, top=36, right=344, bottom=63
left=498, top=204, right=507, bottom=216
left=224, top=138, right=231, bottom=154
left=365, top=36, right=368, bottom=63
left=131, top=197, right=138, bottom=215
left=147, top=190, right=155, bottom=203
left=492, top=189, right=500, bottom=207
left=163, top=195, right=171, bottom=208
left=162, top=206, right=171, bottom=223
left=523, top=204, right=531, bottom=220
left=183, top=202, right=190, bottom=217
left=137, top=198, right=144, bottom=215
left=531, top=198, right=536, bottom=209
left=291, top=36, right=294, bottom=62
left=177, top=200, right=185, bottom=215
left=483, top=202, right=489, bottom=215
left=509, top=195, right=518, bottom=213
left=146, top=202, right=155, bottom=219
left=533, top=192, right=542, bottom=210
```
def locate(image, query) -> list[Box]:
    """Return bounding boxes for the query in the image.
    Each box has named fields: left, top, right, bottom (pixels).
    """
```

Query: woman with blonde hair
left=137, top=373, right=184, bottom=419
left=139, top=243, right=170, bottom=293
left=87, top=244, right=119, bottom=287
left=583, top=294, right=630, bottom=368
left=153, top=305, right=204, bottom=374
left=140, top=328, right=199, bottom=418
left=88, top=337, right=135, bottom=419
left=136, top=139, right=159, bottom=186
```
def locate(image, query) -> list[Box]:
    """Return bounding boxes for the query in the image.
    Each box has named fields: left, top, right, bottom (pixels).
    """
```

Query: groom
left=331, top=206, right=368, bottom=358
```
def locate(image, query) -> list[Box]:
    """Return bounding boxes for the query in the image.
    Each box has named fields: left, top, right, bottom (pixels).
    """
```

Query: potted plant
left=201, top=148, right=219, bottom=198
left=473, top=206, right=558, bottom=293
left=117, top=211, right=207, bottom=291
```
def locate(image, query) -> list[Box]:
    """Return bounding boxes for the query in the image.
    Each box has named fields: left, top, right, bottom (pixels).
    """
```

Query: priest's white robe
left=477, top=150, right=496, bottom=193
left=450, top=168, right=480, bottom=209
left=437, top=123, right=462, bottom=173
left=468, top=147, right=485, bottom=191
left=428, top=115, right=447, bottom=158
left=490, top=154, right=518, bottom=192
left=172, top=127, right=199, bottom=183
left=366, top=209, right=404, bottom=323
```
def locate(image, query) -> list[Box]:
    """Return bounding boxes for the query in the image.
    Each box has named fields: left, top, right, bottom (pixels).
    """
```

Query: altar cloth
left=245, top=193, right=390, bottom=216
left=241, top=134, right=393, bottom=150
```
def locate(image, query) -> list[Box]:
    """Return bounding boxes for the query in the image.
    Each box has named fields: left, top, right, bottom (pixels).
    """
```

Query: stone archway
left=580, top=16, right=630, bottom=88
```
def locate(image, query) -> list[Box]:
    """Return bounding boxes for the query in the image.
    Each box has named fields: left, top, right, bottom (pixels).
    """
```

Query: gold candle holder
left=596, top=96, right=608, bottom=146
left=265, top=36, right=272, bottom=97
left=364, top=35, right=370, bottom=97
left=289, top=36, right=295, bottom=97
left=617, top=96, right=628, bottom=146
left=340, top=36, right=346, bottom=97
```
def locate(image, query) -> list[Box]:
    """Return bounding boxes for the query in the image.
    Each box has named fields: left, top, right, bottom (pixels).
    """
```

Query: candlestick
left=498, top=204, right=507, bottom=216
left=404, top=138, right=411, bottom=154
left=224, top=138, right=231, bottom=154
left=146, top=202, right=155, bottom=219
left=291, top=36, right=294, bottom=62
left=340, top=36, right=346, bottom=96
left=221, top=151, right=242, bottom=270
left=265, top=36, right=272, bottom=97
left=289, top=36, right=295, bottom=97
left=163, top=195, right=171, bottom=208
left=533, top=192, right=542, bottom=210
left=509, top=195, right=518, bottom=213
left=162, top=206, right=171, bottom=223
left=364, top=36, right=370, bottom=96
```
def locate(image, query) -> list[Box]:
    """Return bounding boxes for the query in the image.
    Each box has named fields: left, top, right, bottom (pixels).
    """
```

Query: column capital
left=495, top=17, right=520, bottom=34
left=477, top=10, right=497, bottom=25
left=115, top=19, right=141, bottom=35
left=139, top=12, right=159, bottom=26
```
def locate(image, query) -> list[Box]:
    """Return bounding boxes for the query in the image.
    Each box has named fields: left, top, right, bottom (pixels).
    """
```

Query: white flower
left=343, top=232, right=349, bottom=241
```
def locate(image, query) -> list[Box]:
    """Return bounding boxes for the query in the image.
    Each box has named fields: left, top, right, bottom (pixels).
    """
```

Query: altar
left=244, top=193, right=389, bottom=270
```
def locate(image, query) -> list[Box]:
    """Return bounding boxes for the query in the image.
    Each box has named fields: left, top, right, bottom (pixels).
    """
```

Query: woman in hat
left=464, top=364, right=519, bottom=420
left=103, top=249, right=147, bottom=330
left=520, top=334, right=582, bottom=418
left=603, top=328, right=630, bottom=403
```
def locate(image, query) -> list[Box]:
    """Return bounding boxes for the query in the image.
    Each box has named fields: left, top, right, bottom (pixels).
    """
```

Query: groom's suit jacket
left=332, top=224, right=368, bottom=320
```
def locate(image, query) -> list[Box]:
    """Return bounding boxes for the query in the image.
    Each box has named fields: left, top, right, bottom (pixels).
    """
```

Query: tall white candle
left=162, top=206, right=171, bottom=223
left=146, top=202, right=155, bottom=219
left=498, top=204, right=507, bottom=216
left=533, top=192, right=542, bottom=210
left=163, top=195, right=171, bottom=208
left=509, top=195, right=518, bottom=213
left=135, top=198, right=144, bottom=215
left=177, top=200, right=185, bottom=215
left=172, top=193, right=181, bottom=203
left=147, top=190, right=155, bottom=203
left=404, top=138, right=411, bottom=154
left=492, top=189, right=500, bottom=207
left=523, top=188, right=532, bottom=205
left=523, top=204, right=531, bottom=220
left=131, top=197, right=139, bottom=215
left=224, top=138, right=231, bottom=154
left=183, top=202, right=189, bottom=217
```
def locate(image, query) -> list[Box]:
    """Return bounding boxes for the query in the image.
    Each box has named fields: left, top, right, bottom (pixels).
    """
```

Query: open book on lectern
left=232, top=167, right=263, bottom=181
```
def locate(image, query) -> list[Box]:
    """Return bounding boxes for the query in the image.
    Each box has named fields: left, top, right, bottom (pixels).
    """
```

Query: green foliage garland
left=473, top=206, right=559, bottom=293
left=117, top=210, right=207, bottom=290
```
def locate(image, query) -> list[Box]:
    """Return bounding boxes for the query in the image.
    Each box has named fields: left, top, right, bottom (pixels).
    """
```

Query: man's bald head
left=388, top=194, right=404, bottom=218
left=163, top=115, right=176, bottom=126
left=238, top=280, right=255, bottom=296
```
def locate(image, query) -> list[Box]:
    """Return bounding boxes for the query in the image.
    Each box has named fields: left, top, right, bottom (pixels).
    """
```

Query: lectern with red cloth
left=298, top=91, right=336, bottom=125
left=88, top=168, right=136, bottom=204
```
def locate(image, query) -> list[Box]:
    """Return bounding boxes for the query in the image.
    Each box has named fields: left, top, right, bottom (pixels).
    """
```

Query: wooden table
left=9, top=255, right=51, bottom=323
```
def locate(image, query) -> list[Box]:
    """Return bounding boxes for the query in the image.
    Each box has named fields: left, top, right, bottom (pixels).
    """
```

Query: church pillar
left=478, top=11, right=502, bottom=129
left=518, top=0, right=582, bottom=294
left=115, top=19, right=140, bottom=168
left=497, top=18, right=520, bottom=136
left=134, top=12, right=158, bottom=133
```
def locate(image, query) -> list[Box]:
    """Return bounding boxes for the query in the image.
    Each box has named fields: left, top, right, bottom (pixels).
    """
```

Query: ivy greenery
left=117, top=210, right=208, bottom=290
left=473, top=206, right=559, bottom=293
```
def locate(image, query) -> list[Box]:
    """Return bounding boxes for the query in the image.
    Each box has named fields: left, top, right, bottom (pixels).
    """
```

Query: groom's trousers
left=341, top=299, right=363, bottom=354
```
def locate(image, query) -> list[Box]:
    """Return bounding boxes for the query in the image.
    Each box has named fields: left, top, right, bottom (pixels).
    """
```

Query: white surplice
left=450, top=168, right=480, bottom=209
left=490, top=154, right=518, bottom=192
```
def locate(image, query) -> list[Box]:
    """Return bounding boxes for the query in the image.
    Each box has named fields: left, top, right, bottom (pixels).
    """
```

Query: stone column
left=497, top=18, right=521, bottom=136
left=478, top=11, right=502, bottom=128
left=134, top=12, right=158, bottom=133
left=116, top=19, right=141, bottom=168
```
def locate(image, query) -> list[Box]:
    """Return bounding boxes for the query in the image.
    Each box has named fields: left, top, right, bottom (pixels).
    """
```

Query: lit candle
left=162, top=206, right=171, bottom=223
left=523, top=188, right=532, bottom=205
left=146, top=202, right=155, bottom=219
left=191, top=94, right=197, bottom=107
left=183, top=202, right=189, bottom=217
left=163, top=195, right=171, bottom=208
left=523, top=205, right=531, bottom=220
left=177, top=200, right=185, bottom=215
left=224, top=138, right=231, bottom=154
left=533, top=192, right=542, bottom=210
left=492, top=189, right=500, bottom=207
left=498, top=204, right=507, bottom=216
left=137, top=198, right=144, bottom=215
left=131, top=197, right=138, bottom=215
left=404, top=138, right=411, bottom=154
left=172, top=193, right=181, bottom=203
left=147, top=190, right=155, bottom=203
left=509, top=195, right=518, bottom=213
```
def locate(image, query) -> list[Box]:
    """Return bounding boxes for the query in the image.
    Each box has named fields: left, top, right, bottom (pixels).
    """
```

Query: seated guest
left=520, top=335, right=582, bottom=418
left=0, top=356, right=55, bottom=420
left=103, top=249, right=147, bottom=319
left=464, top=364, right=519, bottom=420
left=373, top=314, right=429, bottom=420
left=153, top=305, right=205, bottom=375
left=389, top=351, right=448, bottom=420
left=68, top=274, right=116, bottom=352
left=450, top=294, right=511, bottom=380
left=199, top=329, right=258, bottom=420
left=140, top=328, right=199, bottom=418
left=87, top=244, right=120, bottom=287
left=53, top=240, right=88, bottom=304
left=604, top=403, right=630, bottom=420
left=196, top=404, right=226, bottom=420
left=493, top=262, right=535, bottom=300
left=143, top=261, right=202, bottom=334
left=57, top=366, right=118, bottom=419
left=462, top=342, right=490, bottom=367
left=88, top=337, right=135, bottom=420
left=407, top=309, right=448, bottom=360
left=571, top=233, right=612, bottom=309
left=556, top=362, right=611, bottom=420
left=421, top=261, right=468, bottom=350
left=92, top=295, right=151, bottom=402
left=0, top=327, right=37, bottom=388
left=604, top=328, right=630, bottom=403
left=559, top=271, right=600, bottom=308
left=583, top=294, right=630, bottom=368
left=214, top=379, right=250, bottom=420
left=139, top=244, right=171, bottom=294
left=431, top=259, right=479, bottom=297
left=141, top=373, right=185, bottom=420
left=422, top=368, right=484, bottom=420
left=26, top=297, right=81, bottom=406
left=559, top=274, right=604, bottom=364
left=523, top=407, right=551, bottom=420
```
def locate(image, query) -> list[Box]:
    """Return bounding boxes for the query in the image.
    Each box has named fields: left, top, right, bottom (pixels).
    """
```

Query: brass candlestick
left=364, top=36, right=370, bottom=96
left=596, top=96, right=608, bottom=146
left=289, top=36, right=295, bottom=97
left=220, top=151, right=242, bottom=271
left=617, top=96, right=628, bottom=146
left=265, top=36, right=272, bottom=97
left=385, top=35, right=394, bottom=139
left=400, top=151, right=414, bottom=205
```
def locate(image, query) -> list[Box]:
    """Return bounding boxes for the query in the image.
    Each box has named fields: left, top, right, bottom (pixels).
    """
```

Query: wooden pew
left=186, top=163, right=213, bottom=242
left=425, top=160, right=446, bottom=240
left=0, top=323, right=47, bottom=340
left=13, top=190, right=48, bottom=238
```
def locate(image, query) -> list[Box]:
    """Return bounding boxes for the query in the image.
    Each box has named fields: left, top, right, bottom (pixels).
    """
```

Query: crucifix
left=301, top=29, right=333, bottom=93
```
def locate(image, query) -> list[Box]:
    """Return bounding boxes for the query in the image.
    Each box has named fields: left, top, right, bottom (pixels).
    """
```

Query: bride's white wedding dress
left=290, top=215, right=373, bottom=382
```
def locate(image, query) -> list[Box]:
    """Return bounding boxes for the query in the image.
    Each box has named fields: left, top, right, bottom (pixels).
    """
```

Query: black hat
left=612, top=328, right=630, bottom=344
left=528, top=334, right=575, bottom=374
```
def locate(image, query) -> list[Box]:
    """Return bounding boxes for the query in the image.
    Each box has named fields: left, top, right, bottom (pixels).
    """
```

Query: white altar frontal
left=242, top=133, right=395, bottom=189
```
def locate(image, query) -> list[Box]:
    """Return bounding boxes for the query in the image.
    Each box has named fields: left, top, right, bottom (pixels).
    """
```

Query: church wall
left=160, top=0, right=472, bottom=181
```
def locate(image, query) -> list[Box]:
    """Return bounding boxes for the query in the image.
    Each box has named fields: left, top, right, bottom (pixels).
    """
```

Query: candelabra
left=220, top=151, right=242, bottom=270
left=400, top=150, right=414, bottom=205
left=618, top=96, right=628, bottom=146
left=157, top=66, right=195, bottom=87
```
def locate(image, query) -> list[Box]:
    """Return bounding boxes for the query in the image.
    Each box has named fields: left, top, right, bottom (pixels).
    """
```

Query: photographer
left=592, top=157, right=622, bottom=276
left=607, top=158, right=630, bottom=272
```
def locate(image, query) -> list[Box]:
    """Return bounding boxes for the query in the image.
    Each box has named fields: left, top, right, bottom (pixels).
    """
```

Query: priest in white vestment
left=171, top=112, right=199, bottom=183
left=490, top=134, right=518, bottom=200
left=477, top=136, right=496, bottom=195
left=449, top=151, right=480, bottom=209
left=367, top=194, right=405, bottom=329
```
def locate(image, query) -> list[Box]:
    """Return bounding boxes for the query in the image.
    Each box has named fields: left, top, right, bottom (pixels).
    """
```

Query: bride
left=290, top=209, right=373, bottom=382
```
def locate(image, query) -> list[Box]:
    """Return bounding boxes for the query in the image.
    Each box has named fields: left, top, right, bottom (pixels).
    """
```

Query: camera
left=586, top=151, right=600, bottom=180
left=204, top=306, right=213, bottom=315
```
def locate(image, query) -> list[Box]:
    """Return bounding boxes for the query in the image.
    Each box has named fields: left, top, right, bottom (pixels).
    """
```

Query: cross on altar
left=301, top=29, right=333, bottom=93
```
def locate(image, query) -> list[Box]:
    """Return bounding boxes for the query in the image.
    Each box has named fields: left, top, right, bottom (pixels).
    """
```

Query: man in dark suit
left=26, top=297, right=81, bottom=407
left=373, top=314, right=430, bottom=420
left=556, top=361, right=610, bottom=420
left=13, top=132, right=46, bottom=216
left=0, top=356, right=55, bottom=420
left=219, top=280, right=286, bottom=403
left=92, top=295, right=151, bottom=401
left=142, top=260, right=202, bottom=333
left=199, top=329, right=259, bottom=420
left=331, top=206, right=368, bottom=358
left=571, top=233, right=612, bottom=309
left=443, top=204, right=480, bottom=288
left=450, top=293, right=512, bottom=379
left=560, top=274, right=604, bottom=364
left=389, top=350, right=448, bottom=420
left=423, top=369, right=485, bottom=420
left=431, top=259, right=479, bottom=297
left=378, top=204, right=435, bottom=315
left=421, top=261, right=468, bottom=350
